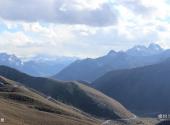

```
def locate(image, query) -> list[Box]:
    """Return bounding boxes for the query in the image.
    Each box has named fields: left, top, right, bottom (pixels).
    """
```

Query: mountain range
left=54, top=43, right=170, bottom=82
left=0, top=65, right=161, bottom=125
left=0, top=53, right=76, bottom=76
left=93, top=58, right=170, bottom=116
left=0, top=43, right=169, bottom=124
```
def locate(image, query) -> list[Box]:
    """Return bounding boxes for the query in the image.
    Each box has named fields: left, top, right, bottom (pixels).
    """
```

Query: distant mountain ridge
left=127, top=43, right=163, bottom=56
left=0, top=53, right=76, bottom=76
left=0, top=53, right=23, bottom=67
left=54, top=43, right=170, bottom=82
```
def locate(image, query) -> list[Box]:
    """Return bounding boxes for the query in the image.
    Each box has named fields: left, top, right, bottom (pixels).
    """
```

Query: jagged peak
left=107, top=50, right=117, bottom=55
left=148, top=43, right=163, bottom=51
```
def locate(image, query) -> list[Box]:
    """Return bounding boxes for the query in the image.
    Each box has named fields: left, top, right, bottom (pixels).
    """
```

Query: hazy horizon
left=0, top=42, right=166, bottom=60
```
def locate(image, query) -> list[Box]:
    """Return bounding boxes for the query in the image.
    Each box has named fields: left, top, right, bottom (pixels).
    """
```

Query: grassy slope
left=0, top=76, right=100, bottom=125
left=76, top=82, right=133, bottom=119
left=0, top=65, right=133, bottom=119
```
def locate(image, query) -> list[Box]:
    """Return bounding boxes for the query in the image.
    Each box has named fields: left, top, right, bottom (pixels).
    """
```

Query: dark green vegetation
left=93, top=59, right=170, bottom=116
left=0, top=65, right=133, bottom=120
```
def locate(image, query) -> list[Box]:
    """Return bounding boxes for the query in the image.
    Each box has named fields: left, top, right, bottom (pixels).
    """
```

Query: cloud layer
left=0, top=0, right=170, bottom=58
left=0, top=0, right=117, bottom=26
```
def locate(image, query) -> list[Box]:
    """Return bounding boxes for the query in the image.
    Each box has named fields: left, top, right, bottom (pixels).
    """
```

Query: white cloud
left=0, top=0, right=117, bottom=26
left=59, top=0, right=107, bottom=11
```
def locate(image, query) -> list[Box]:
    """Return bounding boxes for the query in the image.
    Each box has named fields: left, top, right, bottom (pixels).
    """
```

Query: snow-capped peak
left=126, top=43, right=164, bottom=56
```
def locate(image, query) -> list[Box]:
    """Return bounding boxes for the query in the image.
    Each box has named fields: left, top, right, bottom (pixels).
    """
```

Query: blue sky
left=0, top=0, right=170, bottom=58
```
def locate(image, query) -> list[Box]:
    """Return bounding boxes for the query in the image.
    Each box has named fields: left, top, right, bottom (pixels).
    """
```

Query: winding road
left=101, top=115, right=137, bottom=125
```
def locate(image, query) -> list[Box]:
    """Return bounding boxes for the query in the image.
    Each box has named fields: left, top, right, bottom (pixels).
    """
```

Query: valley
left=0, top=64, right=168, bottom=125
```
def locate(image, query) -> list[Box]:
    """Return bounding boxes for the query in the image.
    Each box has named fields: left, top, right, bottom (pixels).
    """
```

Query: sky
left=0, top=0, right=170, bottom=58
